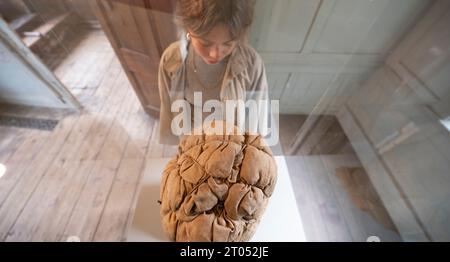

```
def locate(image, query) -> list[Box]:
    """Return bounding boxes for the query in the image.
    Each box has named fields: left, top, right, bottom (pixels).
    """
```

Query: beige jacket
left=158, top=39, right=269, bottom=145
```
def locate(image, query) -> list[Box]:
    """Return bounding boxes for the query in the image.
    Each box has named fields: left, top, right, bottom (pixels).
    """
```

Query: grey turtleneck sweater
left=184, top=43, right=229, bottom=127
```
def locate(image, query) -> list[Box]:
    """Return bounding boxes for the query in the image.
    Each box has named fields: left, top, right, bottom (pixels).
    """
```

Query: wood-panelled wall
left=250, top=0, right=433, bottom=114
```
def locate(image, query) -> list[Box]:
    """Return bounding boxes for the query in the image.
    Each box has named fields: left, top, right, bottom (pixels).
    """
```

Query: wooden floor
left=0, top=30, right=175, bottom=242
left=285, top=155, right=401, bottom=242
left=278, top=115, right=401, bottom=241
left=0, top=29, right=400, bottom=242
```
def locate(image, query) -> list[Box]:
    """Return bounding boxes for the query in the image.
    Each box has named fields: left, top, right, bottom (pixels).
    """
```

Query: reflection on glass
left=0, top=0, right=448, bottom=242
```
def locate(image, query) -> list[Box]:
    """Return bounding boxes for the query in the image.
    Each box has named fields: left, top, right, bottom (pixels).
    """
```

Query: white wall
left=250, top=0, right=433, bottom=114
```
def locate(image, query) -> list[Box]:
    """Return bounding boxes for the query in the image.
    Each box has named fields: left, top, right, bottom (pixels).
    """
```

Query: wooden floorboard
left=320, top=156, right=402, bottom=242
left=92, top=158, right=146, bottom=241
left=0, top=30, right=156, bottom=241
left=0, top=127, right=27, bottom=164
left=285, top=156, right=329, bottom=241
left=286, top=154, right=402, bottom=241
left=303, top=155, right=354, bottom=241
left=0, top=129, right=50, bottom=208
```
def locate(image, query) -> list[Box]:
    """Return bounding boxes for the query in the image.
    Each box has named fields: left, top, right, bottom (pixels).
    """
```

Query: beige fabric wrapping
left=159, top=123, right=277, bottom=242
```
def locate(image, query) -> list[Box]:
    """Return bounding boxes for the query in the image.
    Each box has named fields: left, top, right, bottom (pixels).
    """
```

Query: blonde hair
left=175, top=0, right=255, bottom=40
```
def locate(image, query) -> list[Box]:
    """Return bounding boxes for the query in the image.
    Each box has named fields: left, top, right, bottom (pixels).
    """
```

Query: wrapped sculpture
left=159, top=123, right=277, bottom=241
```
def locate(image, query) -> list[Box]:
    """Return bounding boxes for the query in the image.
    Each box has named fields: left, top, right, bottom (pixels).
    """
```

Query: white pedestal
left=127, top=156, right=305, bottom=242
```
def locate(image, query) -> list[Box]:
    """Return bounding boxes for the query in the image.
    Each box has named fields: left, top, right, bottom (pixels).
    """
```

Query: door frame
left=0, top=16, right=82, bottom=110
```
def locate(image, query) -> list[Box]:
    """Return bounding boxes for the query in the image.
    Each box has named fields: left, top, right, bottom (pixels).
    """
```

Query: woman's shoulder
left=160, top=40, right=185, bottom=73
left=235, top=43, right=265, bottom=74
left=237, top=43, right=262, bottom=62
left=232, top=43, right=265, bottom=79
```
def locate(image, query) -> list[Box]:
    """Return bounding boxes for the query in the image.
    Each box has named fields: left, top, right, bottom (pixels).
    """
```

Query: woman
left=158, top=0, right=269, bottom=145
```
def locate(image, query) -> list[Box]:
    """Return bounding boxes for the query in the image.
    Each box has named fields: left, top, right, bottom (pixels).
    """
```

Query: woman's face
left=188, top=24, right=238, bottom=65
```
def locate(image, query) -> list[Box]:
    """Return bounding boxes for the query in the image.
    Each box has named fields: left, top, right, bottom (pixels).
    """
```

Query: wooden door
left=91, top=0, right=177, bottom=117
